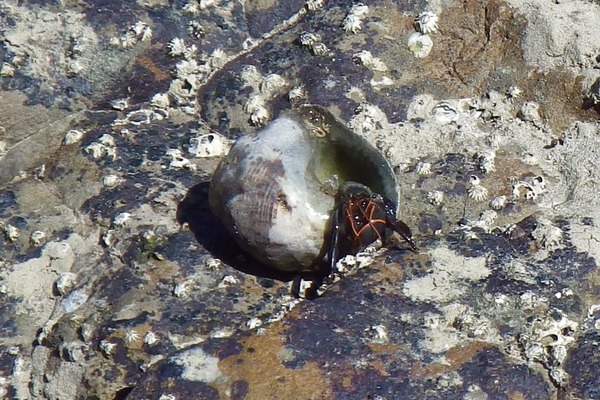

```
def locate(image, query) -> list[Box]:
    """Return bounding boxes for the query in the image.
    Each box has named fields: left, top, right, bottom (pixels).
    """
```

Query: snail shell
left=209, top=105, right=399, bottom=273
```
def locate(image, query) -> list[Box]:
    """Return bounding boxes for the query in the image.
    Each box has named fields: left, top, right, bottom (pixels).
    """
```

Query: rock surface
left=0, top=0, right=600, bottom=399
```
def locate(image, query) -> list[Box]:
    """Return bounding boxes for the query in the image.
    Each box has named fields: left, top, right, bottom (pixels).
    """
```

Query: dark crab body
left=209, top=105, right=414, bottom=290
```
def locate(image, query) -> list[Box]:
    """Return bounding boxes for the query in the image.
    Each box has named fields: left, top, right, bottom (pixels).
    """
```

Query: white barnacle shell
left=489, top=195, right=507, bottom=210
left=299, top=31, right=320, bottom=48
left=176, top=59, right=200, bottom=77
left=512, top=181, right=535, bottom=200
left=240, top=65, right=262, bottom=87
left=352, top=50, right=388, bottom=72
left=342, top=14, right=363, bottom=34
left=517, top=102, right=541, bottom=124
left=506, top=86, right=522, bottom=100
left=99, top=340, right=116, bottom=356
left=407, top=32, right=433, bottom=58
left=150, top=93, right=170, bottom=109
left=426, top=190, right=444, bottom=205
left=55, top=272, right=77, bottom=296
left=311, top=42, right=329, bottom=56
left=305, top=0, right=324, bottom=12
left=168, top=38, right=187, bottom=57
left=531, top=176, right=547, bottom=195
left=365, top=324, right=389, bottom=344
left=64, top=129, right=84, bottom=145
left=30, top=230, right=46, bottom=246
left=218, top=275, right=240, bottom=288
left=532, top=221, right=563, bottom=251
left=165, top=148, right=194, bottom=170
left=432, top=101, right=459, bottom=124
left=0, top=62, right=15, bottom=77
left=102, top=174, right=123, bottom=188
left=209, top=48, right=227, bottom=69
left=113, top=212, right=132, bottom=227
left=414, top=11, right=439, bottom=34
left=468, top=176, right=488, bottom=202
left=350, top=3, right=369, bottom=17
left=288, top=85, right=307, bottom=102
left=415, top=161, right=432, bottom=175
left=250, top=107, right=270, bottom=126
left=476, top=149, right=496, bottom=174
left=479, top=210, right=497, bottom=226
left=246, top=318, right=263, bottom=329
left=521, top=152, right=538, bottom=165
left=188, top=133, right=232, bottom=158
left=144, top=331, right=158, bottom=345
left=124, top=330, right=140, bottom=343
left=260, top=73, right=287, bottom=96
left=5, top=225, right=20, bottom=242
left=110, top=98, right=129, bottom=111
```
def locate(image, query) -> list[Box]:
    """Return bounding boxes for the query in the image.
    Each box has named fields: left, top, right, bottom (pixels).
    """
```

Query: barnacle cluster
left=342, top=4, right=369, bottom=34
left=519, top=313, right=578, bottom=386
left=240, top=66, right=289, bottom=126
left=84, top=134, right=117, bottom=160
left=299, top=31, right=329, bottom=56
left=348, top=103, right=388, bottom=135
left=305, top=0, right=325, bottom=12
left=109, top=21, right=152, bottom=49
left=408, top=11, right=439, bottom=58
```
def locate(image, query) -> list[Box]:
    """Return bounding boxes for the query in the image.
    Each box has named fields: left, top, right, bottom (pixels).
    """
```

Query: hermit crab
left=209, top=105, right=415, bottom=297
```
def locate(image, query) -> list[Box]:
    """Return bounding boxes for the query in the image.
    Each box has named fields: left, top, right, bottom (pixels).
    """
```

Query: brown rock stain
left=217, top=323, right=333, bottom=400
left=410, top=341, right=489, bottom=379
left=135, top=55, right=171, bottom=83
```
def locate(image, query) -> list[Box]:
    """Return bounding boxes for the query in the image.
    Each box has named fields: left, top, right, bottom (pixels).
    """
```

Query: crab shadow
left=176, top=181, right=298, bottom=283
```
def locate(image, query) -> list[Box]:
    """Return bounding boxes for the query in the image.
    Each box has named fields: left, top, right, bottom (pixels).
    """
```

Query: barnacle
left=144, top=331, right=158, bottom=345
left=124, top=330, right=140, bottom=343
left=305, top=0, right=324, bottom=12
left=240, top=65, right=262, bottom=87
left=342, top=14, right=363, bottom=34
left=299, top=31, right=320, bottom=48
left=311, top=42, right=329, bottom=56
left=150, top=93, right=170, bottom=109
left=489, top=195, right=507, bottom=210
left=102, top=174, right=123, bottom=188
left=521, top=152, right=538, bottom=165
left=426, top=190, right=444, bottom=205
left=288, top=85, right=308, bottom=102
left=64, top=129, right=84, bottom=145
left=260, top=73, right=287, bottom=96
left=0, top=62, right=15, bottom=77
left=188, top=133, right=233, bottom=158
left=99, top=340, right=116, bottom=356
left=352, top=50, right=388, bottom=71
left=467, top=176, right=488, bottom=202
left=209, top=48, right=227, bottom=69
left=55, top=272, right=77, bottom=296
left=165, top=149, right=195, bottom=170
left=30, top=230, right=46, bottom=246
left=415, top=161, right=432, bottom=175
left=407, top=32, right=433, bottom=58
left=414, top=11, right=439, bottom=34
left=250, top=107, right=270, bottom=126
left=113, top=212, right=132, bottom=227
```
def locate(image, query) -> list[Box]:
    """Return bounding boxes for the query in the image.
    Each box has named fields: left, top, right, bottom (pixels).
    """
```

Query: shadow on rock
left=176, top=181, right=298, bottom=283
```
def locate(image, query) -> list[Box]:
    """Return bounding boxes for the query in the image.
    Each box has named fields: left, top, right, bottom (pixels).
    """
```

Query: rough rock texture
left=0, top=0, right=599, bottom=399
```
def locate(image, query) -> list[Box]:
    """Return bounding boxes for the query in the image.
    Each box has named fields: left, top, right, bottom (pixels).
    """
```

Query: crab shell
left=209, top=105, right=399, bottom=273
